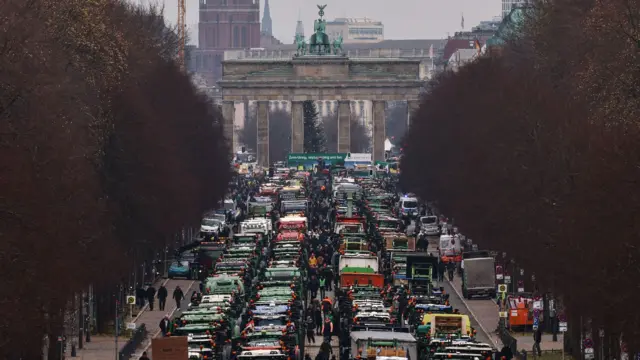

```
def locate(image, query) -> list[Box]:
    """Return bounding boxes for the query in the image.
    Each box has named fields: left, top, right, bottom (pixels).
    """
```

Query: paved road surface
left=424, top=236, right=497, bottom=347
left=446, top=275, right=501, bottom=347
left=304, top=288, right=339, bottom=359
left=133, top=278, right=198, bottom=358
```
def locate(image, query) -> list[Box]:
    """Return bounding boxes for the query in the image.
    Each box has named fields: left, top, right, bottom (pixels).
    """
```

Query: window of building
left=348, top=27, right=383, bottom=36
left=241, top=26, right=248, bottom=47
left=233, top=26, right=240, bottom=47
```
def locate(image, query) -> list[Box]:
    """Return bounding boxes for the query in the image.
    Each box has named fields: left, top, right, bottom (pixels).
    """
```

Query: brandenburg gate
left=218, top=5, right=422, bottom=166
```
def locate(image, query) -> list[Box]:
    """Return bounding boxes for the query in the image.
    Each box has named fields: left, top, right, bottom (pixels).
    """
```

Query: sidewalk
left=68, top=335, right=124, bottom=360
left=515, top=333, right=564, bottom=352
left=74, top=278, right=197, bottom=360
left=448, top=275, right=564, bottom=352
left=132, top=279, right=198, bottom=358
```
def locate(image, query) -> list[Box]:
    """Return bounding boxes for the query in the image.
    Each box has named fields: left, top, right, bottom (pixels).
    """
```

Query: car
left=168, top=260, right=192, bottom=279
left=200, top=218, right=223, bottom=235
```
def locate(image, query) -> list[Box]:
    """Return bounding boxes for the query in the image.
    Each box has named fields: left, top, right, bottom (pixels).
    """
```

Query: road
left=132, top=278, right=198, bottom=358
left=425, top=236, right=499, bottom=348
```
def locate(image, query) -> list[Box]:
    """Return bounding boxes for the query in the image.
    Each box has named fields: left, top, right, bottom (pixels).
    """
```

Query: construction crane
left=177, top=0, right=186, bottom=71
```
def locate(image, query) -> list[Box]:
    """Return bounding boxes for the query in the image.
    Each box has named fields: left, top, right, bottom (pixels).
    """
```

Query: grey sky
left=134, top=0, right=501, bottom=45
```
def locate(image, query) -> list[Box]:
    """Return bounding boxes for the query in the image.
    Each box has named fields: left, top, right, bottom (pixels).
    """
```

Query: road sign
left=126, top=296, right=136, bottom=305
left=504, top=275, right=511, bottom=284
left=498, top=284, right=507, bottom=293
left=533, top=300, right=543, bottom=310
left=499, top=311, right=508, bottom=318
left=127, top=322, right=136, bottom=330
left=533, top=315, right=539, bottom=330
left=559, top=322, right=567, bottom=332
left=584, top=338, right=594, bottom=348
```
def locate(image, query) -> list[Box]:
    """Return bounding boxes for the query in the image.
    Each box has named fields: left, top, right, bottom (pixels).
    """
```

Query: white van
left=398, top=196, right=419, bottom=218
left=420, top=215, right=440, bottom=236
left=439, top=234, right=461, bottom=258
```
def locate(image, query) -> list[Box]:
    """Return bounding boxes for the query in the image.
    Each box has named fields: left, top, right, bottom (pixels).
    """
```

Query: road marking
left=131, top=278, right=171, bottom=323
left=138, top=280, right=196, bottom=354
left=447, top=278, right=501, bottom=348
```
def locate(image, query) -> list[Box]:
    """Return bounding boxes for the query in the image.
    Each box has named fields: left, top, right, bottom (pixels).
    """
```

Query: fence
left=119, top=324, right=148, bottom=360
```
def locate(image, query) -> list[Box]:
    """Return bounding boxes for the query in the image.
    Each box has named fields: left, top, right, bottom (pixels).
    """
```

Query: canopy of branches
left=0, top=0, right=230, bottom=355
left=402, top=0, right=640, bottom=353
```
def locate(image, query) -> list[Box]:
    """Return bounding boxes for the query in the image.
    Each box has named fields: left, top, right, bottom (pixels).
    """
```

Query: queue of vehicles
left=163, top=159, right=501, bottom=360
left=322, top=165, right=497, bottom=360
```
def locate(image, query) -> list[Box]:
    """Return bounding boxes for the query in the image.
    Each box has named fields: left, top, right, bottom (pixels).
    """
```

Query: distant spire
left=261, top=0, right=273, bottom=36
left=295, top=16, right=304, bottom=42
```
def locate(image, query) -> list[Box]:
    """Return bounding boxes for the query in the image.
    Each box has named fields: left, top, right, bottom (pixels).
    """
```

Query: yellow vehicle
left=421, top=313, right=472, bottom=336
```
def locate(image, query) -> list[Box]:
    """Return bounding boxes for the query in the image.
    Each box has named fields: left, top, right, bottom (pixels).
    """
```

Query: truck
left=339, top=254, right=384, bottom=288
left=461, top=252, right=496, bottom=298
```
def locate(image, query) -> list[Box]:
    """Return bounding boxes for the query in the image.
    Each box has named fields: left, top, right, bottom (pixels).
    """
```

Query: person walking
left=437, top=261, right=445, bottom=282
left=309, top=275, right=319, bottom=299
left=146, top=285, right=156, bottom=311
left=319, top=276, right=326, bottom=299
left=173, top=285, right=185, bottom=310
left=159, top=315, right=170, bottom=337
left=306, top=315, right=316, bottom=344
left=533, top=327, right=542, bottom=357
left=314, top=301, right=323, bottom=335
left=157, top=285, right=168, bottom=311
left=322, top=317, right=334, bottom=344
left=139, top=351, right=150, bottom=360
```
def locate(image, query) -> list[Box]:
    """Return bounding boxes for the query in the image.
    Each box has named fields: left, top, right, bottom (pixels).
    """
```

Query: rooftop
left=260, top=39, right=446, bottom=52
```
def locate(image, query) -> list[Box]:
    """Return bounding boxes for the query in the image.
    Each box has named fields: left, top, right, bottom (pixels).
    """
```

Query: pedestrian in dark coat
left=157, top=285, right=168, bottom=311
left=146, top=286, right=156, bottom=310
left=173, top=286, right=184, bottom=310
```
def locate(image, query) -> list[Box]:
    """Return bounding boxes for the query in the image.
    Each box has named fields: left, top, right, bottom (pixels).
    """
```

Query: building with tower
left=261, top=0, right=272, bottom=36
left=259, top=0, right=282, bottom=47
left=192, top=0, right=261, bottom=85
left=294, top=16, right=304, bottom=44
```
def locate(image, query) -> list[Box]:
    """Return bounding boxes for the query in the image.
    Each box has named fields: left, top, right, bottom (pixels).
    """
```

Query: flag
left=429, top=44, right=434, bottom=59
left=461, top=13, right=465, bottom=29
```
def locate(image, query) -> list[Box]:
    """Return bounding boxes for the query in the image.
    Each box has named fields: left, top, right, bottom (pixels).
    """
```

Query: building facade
left=194, top=0, right=261, bottom=85
left=325, top=18, right=384, bottom=44
left=502, top=0, right=528, bottom=18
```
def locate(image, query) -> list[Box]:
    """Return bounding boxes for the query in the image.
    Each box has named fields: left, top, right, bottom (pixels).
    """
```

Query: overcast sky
left=134, top=0, right=501, bottom=45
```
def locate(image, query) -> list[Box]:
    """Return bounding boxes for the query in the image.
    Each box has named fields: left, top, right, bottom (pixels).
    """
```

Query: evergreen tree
left=303, top=100, right=326, bottom=153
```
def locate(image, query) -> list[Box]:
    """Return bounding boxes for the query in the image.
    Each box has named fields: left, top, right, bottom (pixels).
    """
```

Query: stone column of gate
left=372, top=100, right=387, bottom=162
left=337, top=100, right=352, bottom=153
left=221, top=101, right=235, bottom=148
left=406, top=100, right=420, bottom=129
left=256, top=101, right=270, bottom=167
left=291, top=101, right=304, bottom=153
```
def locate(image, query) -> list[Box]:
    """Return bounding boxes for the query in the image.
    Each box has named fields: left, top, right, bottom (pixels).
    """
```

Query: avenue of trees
left=1, top=1, right=230, bottom=357
left=401, top=0, right=640, bottom=355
